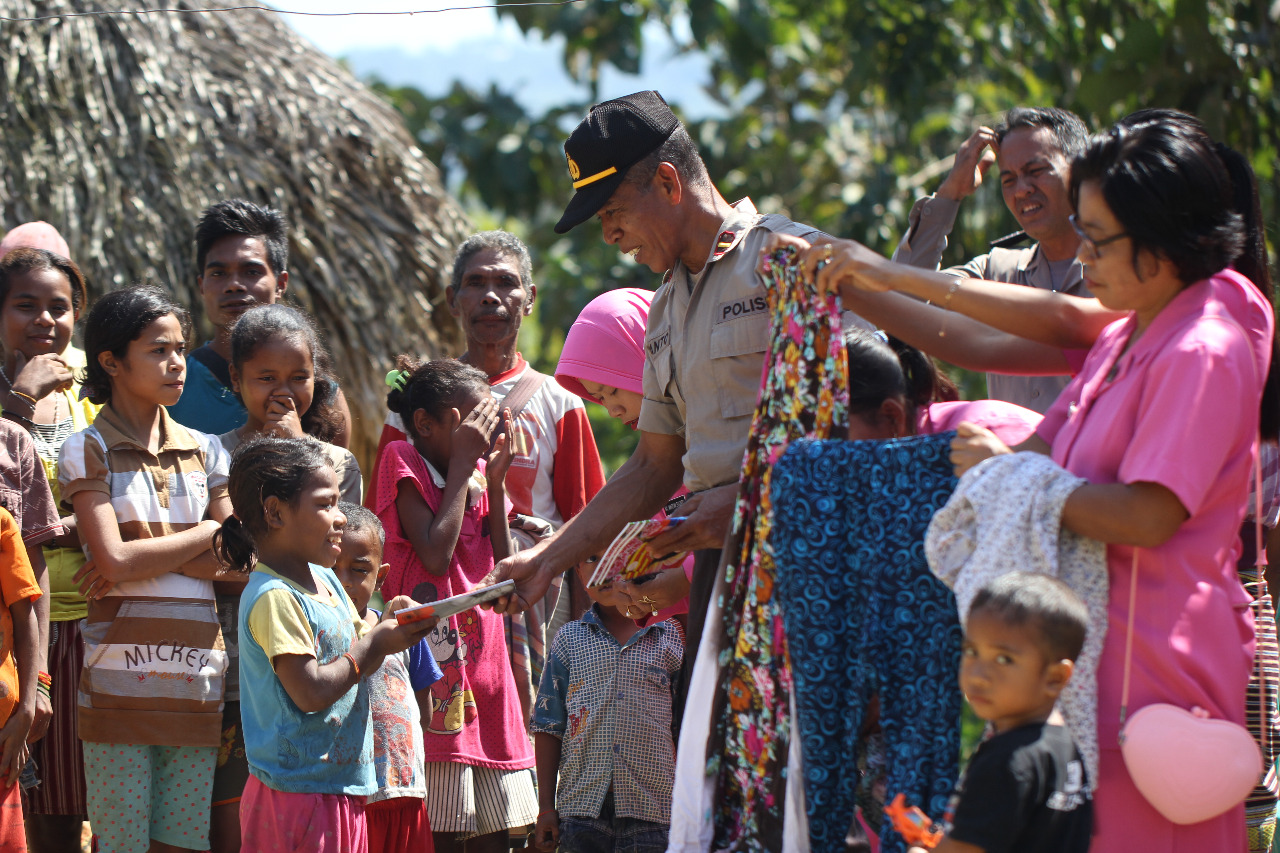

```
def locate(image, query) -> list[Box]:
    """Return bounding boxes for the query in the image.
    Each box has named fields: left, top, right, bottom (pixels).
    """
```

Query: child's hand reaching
left=451, top=397, right=499, bottom=468
left=486, top=408, right=516, bottom=485
left=367, top=596, right=438, bottom=657
left=532, top=809, right=559, bottom=852
left=380, top=595, right=439, bottom=629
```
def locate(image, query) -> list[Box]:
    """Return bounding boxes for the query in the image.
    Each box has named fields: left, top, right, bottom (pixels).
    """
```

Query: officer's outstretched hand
left=480, top=542, right=556, bottom=615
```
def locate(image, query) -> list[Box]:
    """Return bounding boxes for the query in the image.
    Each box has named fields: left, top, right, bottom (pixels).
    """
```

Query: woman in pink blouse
left=778, top=113, right=1278, bottom=851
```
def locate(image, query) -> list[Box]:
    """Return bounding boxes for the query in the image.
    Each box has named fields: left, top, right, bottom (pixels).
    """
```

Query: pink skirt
left=240, top=775, right=367, bottom=853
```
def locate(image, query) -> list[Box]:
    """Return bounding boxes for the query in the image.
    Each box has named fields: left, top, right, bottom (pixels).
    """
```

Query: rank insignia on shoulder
left=712, top=230, right=736, bottom=260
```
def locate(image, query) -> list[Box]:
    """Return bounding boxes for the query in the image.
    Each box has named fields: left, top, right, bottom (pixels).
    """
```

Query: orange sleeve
left=0, top=510, right=39, bottom=608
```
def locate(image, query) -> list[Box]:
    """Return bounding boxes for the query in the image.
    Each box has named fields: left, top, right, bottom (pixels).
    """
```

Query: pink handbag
left=1117, top=463, right=1267, bottom=824
left=1120, top=702, right=1261, bottom=824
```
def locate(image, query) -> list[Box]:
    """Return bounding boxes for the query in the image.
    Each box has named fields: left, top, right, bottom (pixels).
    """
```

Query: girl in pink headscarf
left=555, top=288, right=691, bottom=626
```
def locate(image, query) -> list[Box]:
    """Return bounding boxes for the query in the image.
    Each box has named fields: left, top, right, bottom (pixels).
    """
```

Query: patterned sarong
left=706, top=248, right=848, bottom=851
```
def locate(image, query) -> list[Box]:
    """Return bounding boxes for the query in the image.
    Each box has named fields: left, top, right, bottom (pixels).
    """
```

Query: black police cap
left=553, top=91, right=680, bottom=234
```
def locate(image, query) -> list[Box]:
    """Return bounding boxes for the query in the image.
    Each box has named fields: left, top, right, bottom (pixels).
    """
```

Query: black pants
left=673, top=547, right=722, bottom=738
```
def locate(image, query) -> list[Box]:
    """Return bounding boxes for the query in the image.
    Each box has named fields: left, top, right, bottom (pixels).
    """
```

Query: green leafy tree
left=369, top=0, right=1278, bottom=461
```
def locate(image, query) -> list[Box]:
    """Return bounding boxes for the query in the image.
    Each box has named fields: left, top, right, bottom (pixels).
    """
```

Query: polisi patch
left=716, top=295, right=767, bottom=324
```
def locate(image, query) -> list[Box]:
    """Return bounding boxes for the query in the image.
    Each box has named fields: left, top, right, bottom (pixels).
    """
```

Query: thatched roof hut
left=0, top=0, right=470, bottom=467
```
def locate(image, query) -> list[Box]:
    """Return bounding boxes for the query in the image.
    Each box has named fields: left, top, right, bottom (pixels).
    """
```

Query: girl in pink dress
left=373, top=357, right=536, bottom=853
left=780, top=112, right=1278, bottom=851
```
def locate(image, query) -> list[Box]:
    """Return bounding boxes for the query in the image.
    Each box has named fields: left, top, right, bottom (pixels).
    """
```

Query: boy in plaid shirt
left=531, top=561, right=682, bottom=853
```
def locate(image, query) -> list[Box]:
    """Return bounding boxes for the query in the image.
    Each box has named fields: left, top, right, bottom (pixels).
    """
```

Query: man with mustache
left=168, top=198, right=353, bottom=441
left=888, top=107, right=1093, bottom=413
left=443, top=231, right=605, bottom=537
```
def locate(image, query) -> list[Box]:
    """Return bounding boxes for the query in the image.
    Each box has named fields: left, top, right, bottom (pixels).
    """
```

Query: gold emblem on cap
left=567, top=155, right=581, bottom=181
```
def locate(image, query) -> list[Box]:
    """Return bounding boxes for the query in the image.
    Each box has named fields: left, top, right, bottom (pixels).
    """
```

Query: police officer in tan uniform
left=486, top=91, right=833, bottom=701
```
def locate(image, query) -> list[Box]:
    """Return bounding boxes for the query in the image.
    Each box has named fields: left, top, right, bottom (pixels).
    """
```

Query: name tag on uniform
left=646, top=329, right=671, bottom=357
left=715, top=295, right=768, bottom=324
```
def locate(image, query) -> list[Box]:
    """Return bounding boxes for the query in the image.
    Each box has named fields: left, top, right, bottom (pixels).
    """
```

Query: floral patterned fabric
left=705, top=248, right=849, bottom=851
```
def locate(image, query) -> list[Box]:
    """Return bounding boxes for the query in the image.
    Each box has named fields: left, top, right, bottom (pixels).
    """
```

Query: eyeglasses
left=1069, top=214, right=1129, bottom=258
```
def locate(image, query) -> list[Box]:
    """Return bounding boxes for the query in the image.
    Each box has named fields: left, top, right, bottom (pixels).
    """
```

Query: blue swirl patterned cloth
left=771, top=434, right=963, bottom=853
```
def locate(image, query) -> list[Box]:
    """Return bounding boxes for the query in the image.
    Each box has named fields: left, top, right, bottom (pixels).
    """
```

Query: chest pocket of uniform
left=709, top=314, right=769, bottom=420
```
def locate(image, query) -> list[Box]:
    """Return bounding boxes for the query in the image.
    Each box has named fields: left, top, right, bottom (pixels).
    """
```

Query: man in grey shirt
left=892, top=107, right=1093, bottom=412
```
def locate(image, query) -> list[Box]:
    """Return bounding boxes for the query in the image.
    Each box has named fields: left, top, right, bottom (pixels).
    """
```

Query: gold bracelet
left=938, top=280, right=961, bottom=338
left=9, top=389, right=37, bottom=406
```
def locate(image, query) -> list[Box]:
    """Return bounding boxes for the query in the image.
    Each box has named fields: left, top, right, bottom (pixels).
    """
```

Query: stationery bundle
left=586, top=517, right=687, bottom=587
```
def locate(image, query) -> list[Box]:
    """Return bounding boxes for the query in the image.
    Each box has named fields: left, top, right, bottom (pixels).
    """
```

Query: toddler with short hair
left=910, top=572, right=1093, bottom=853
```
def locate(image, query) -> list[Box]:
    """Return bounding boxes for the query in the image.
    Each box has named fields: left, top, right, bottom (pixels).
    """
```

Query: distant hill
left=340, top=29, right=722, bottom=117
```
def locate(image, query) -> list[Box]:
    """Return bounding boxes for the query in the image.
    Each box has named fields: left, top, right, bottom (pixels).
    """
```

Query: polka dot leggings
left=83, top=742, right=216, bottom=853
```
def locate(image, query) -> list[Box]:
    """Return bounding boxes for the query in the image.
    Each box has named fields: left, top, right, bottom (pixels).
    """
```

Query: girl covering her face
left=373, top=357, right=536, bottom=850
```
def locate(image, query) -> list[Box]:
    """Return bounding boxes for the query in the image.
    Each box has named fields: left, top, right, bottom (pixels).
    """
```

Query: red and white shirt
left=367, top=355, right=604, bottom=526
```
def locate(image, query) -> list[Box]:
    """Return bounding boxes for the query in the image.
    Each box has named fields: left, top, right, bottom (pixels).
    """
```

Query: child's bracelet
left=4, top=392, right=35, bottom=416
left=538, top=808, right=557, bottom=820
left=343, top=651, right=361, bottom=678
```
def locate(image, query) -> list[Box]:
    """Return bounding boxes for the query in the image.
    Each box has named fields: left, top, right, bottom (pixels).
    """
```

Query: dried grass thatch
left=0, top=0, right=470, bottom=468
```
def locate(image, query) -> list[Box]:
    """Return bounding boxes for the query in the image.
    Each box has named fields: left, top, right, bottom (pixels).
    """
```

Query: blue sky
left=276, top=0, right=720, bottom=115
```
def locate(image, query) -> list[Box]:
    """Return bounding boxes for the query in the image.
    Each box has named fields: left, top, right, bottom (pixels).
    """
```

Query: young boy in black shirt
left=910, top=572, right=1093, bottom=853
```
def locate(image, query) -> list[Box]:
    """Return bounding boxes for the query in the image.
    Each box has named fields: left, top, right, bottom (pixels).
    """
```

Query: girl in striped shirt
left=60, top=286, right=232, bottom=853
